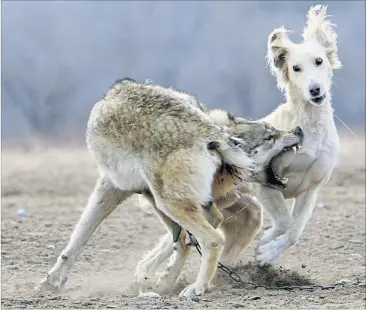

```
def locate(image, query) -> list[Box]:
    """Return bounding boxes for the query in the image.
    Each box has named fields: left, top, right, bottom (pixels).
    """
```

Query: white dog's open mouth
left=311, top=94, right=326, bottom=104
left=266, top=142, right=302, bottom=188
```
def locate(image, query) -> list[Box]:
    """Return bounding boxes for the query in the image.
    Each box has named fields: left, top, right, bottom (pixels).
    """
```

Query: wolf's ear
left=302, top=5, right=342, bottom=69
left=267, top=27, right=292, bottom=91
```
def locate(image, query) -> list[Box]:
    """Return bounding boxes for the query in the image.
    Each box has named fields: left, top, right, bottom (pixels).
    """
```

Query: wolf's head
left=266, top=5, right=341, bottom=106
left=209, top=109, right=303, bottom=189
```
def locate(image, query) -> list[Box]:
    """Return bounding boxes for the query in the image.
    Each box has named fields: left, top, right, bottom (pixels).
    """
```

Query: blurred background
left=2, top=1, right=365, bottom=144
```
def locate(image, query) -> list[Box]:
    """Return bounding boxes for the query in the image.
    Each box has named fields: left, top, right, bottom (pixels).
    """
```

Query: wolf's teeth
left=282, top=177, right=288, bottom=184
left=292, top=146, right=297, bottom=153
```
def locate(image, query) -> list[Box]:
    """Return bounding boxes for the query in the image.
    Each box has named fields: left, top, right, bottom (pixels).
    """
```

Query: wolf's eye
left=315, top=58, right=323, bottom=66
left=293, top=65, right=301, bottom=72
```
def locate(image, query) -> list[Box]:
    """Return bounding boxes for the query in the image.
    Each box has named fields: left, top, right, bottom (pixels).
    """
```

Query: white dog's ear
left=302, top=5, right=342, bottom=69
left=267, top=27, right=292, bottom=90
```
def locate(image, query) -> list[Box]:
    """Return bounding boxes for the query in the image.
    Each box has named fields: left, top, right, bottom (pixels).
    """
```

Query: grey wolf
left=37, top=78, right=302, bottom=298
left=254, top=4, right=341, bottom=263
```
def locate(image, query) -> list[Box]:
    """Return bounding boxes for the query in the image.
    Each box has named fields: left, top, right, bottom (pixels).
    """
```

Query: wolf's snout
left=309, top=82, right=321, bottom=97
left=291, top=126, right=303, bottom=139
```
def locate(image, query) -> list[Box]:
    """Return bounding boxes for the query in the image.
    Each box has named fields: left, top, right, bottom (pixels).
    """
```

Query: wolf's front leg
left=257, top=189, right=318, bottom=263
left=36, top=177, right=131, bottom=292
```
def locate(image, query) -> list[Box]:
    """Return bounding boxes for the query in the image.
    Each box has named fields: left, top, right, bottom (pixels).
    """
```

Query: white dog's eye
left=315, top=58, right=323, bottom=66
left=292, top=65, right=301, bottom=72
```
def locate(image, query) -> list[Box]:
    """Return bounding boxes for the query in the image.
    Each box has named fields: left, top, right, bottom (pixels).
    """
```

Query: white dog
left=254, top=4, right=341, bottom=263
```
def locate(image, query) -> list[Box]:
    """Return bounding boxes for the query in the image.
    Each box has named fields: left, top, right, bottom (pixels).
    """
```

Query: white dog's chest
left=281, top=133, right=339, bottom=197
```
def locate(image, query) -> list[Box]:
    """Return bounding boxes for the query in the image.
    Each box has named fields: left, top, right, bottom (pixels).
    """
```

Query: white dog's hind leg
left=257, top=190, right=318, bottom=263
left=135, top=194, right=177, bottom=285
left=220, top=195, right=263, bottom=265
left=255, top=186, right=293, bottom=248
left=135, top=233, right=174, bottom=289
left=37, top=177, right=131, bottom=292
left=156, top=231, right=191, bottom=293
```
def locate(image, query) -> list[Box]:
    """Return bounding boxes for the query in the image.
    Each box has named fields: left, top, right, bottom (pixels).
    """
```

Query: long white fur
left=254, top=4, right=341, bottom=263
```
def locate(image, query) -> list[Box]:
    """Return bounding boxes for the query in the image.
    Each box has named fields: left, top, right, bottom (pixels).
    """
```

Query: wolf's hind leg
left=153, top=197, right=224, bottom=298
left=37, top=176, right=131, bottom=292
left=144, top=148, right=224, bottom=297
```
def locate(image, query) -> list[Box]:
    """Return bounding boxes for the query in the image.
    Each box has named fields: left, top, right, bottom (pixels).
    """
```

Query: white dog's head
left=267, top=5, right=342, bottom=106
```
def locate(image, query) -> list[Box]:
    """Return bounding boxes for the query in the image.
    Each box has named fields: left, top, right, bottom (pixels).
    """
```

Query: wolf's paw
left=256, top=233, right=296, bottom=264
left=179, top=282, right=210, bottom=298
left=35, top=274, right=64, bottom=293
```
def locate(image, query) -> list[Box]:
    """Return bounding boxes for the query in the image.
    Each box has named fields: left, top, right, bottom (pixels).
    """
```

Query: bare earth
left=1, top=133, right=365, bottom=309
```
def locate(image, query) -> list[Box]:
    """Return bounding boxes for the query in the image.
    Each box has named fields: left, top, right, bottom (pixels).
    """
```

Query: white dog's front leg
left=257, top=189, right=317, bottom=263
left=256, top=185, right=293, bottom=247
left=290, top=189, right=318, bottom=241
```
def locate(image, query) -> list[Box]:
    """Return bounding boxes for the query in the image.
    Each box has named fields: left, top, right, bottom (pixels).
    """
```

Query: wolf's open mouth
left=266, top=142, right=302, bottom=188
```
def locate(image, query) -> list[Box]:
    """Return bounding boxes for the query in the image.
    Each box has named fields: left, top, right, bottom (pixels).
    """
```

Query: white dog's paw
left=256, top=227, right=288, bottom=249
left=256, top=233, right=294, bottom=264
left=138, top=290, right=161, bottom=298
left=135, top=263, right=157, bottom=289
left=155, top=270, right=177, bottom=293
left=179, top=282, right=209, bottom=298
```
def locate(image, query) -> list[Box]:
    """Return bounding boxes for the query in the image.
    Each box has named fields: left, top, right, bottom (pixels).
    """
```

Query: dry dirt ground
left=1, top=132, right=365, bottom=309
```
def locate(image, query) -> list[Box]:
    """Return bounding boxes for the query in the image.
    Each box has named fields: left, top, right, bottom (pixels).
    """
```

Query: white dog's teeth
left=282, top=177, right=288, bottom=184
left=292, top=146, right=297, bottom=153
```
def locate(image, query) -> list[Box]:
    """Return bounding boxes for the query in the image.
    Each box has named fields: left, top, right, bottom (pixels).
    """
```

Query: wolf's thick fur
left=37, top=78, right=302, bottom=298
left=253, top=5, right=341, bottom=263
